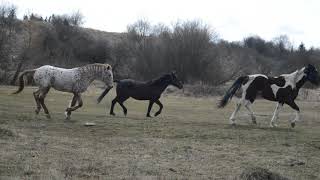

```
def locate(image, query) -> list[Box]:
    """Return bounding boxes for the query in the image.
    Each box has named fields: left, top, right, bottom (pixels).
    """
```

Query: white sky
left=8, top=0, right=320, bottom=48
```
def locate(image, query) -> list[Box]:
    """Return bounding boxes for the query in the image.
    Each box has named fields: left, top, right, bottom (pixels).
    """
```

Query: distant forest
left=1, top=3, right=319, bottom=87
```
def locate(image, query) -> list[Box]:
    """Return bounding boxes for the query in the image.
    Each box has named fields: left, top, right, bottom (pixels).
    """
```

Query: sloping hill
left=0, top=19, right=124, bottom=84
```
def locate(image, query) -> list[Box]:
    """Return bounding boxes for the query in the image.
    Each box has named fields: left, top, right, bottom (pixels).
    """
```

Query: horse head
left=169, top=71, right=183, bottom=89
left=304, top=64, right=319, bottom=85
left=101, top=64, right=114, bottom=88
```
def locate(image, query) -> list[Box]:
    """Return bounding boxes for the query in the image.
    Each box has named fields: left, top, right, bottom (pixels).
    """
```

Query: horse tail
left=12, top=69, right=36, bottom=94
left=97, top=86, right=114, bottom=104
left=217, top=76, right=249, bottom=108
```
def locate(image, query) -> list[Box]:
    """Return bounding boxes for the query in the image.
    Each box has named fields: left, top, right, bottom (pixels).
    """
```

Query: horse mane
left=294, top=67, right=306, bottom=82
left=146, top=74, right=170, bottom=86
left=79, top=63, right=111, bottom=73
left=272, top=67, right=307, bottom=90
left=84, top=63, right=111, bottom=69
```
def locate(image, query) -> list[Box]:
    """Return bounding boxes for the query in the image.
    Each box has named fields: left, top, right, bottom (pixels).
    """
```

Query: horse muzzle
left=176, top=83, right=183, bottom=89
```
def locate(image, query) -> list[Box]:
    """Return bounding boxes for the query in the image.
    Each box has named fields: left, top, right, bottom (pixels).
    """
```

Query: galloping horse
left=97, top=72, right=183, bottom=117
left=218, top=64, right=319, bottom=128
left=13, top=63, right=113, bottom=119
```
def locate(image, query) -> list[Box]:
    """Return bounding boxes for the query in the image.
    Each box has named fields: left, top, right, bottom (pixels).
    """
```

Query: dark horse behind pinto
left=218, top=64, right=319, bottom=128
left=97, top=72, right=183, bottom=117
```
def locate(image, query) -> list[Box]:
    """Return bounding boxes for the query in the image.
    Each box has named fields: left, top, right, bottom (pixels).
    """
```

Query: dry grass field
left=0, top=85, right=320, bottom=179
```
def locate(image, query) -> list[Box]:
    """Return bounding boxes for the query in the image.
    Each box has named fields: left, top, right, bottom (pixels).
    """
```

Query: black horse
left=97, top=72, right=183, bottom=117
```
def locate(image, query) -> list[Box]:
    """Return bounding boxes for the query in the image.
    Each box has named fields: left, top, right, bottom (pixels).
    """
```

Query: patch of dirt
left=238, top=167, right=290, bottom=180
left=0, top=128, right=15, bottom=138
left=286, top=159, right=305, bottom=167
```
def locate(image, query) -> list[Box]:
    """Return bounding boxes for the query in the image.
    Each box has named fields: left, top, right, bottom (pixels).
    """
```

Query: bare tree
left=0, top=3, right=17, bottom=34
left=0, top=2, right=17, bottom=83
left=68, top=10, right=84, bottom=26
left=127, top=19, right=151, bottom=43
left=10, top=21, right=33, bottom=85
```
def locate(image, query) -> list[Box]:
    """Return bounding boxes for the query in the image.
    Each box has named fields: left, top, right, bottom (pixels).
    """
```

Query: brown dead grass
left=0, top=85, right=320, bottom=179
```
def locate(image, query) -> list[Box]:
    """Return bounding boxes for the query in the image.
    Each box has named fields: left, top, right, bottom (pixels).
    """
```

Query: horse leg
left=33, top=89, right=41, bottom=114
left=286, top=101, right=300, bottom=128
left=270, top=102, right=283, bottom=127
left=154, top=99, right=163, bottom=117
left=146, top=100, right=155, bottom=117
left=65, top=93, right=78, bottom=120
left=38, top=87, right=51, bottom=119
left=244, top=100, right=256, bottom=124
left=110, top=97, right=118, bottom=116
left=118, top=97, right=128, bottom=116
left=229, top=98, right=244, bottom=125
left=66, top=94, right=83, bottom=113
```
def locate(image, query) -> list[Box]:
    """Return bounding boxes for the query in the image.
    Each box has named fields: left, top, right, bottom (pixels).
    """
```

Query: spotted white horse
left=218, top=64, right=319, bottom=128
left=13, top=63, right=113, bottom=119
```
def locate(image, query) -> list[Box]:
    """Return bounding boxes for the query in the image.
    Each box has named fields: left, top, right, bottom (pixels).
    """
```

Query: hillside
left=1, top=13, right=320, bottom=93
left=0, top=18, right=125, bottom=84
left=82, top=27, right=124, bottom=44
left=5, top=20, right=124, bottom=66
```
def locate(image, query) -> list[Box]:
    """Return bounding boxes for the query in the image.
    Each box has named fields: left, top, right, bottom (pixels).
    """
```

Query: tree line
left=110, top=20, right=320, bottom=86
left=0, top=3, right=319, bottom=89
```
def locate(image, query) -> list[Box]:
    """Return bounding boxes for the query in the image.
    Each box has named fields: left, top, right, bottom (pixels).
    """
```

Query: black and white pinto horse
left=97, top=72, right=183, bottom=117
left=218, top=64, right=319, bottom=128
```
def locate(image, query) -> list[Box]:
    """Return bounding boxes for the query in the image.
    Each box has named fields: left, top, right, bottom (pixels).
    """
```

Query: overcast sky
left=9, top=0, right=320, bottom=48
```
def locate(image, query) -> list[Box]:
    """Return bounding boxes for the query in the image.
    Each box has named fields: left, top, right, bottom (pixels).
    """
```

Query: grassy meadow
left=0, top=86, right=320, bottom=179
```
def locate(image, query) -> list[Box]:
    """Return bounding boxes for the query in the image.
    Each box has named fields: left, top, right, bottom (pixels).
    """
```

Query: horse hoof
left=270, top=122, right=277, bottom=127
left=110, top=112, right=115, bottom=116
left=147, top=114, right=152, bottom=118
left=229, top=119, right=235, bottom=125
left=252, top=120, right=257, bottom=124
left=35, top=109, right=40, bottom=115
left=124, top=111, right=127, bottom=116
left=291, top=122, right=296, bottom=128
left=154, top=112, right=160, bottom=117
left=64, top=112, right=70, bottom=120
left=46, top=114, right=51, bottom=119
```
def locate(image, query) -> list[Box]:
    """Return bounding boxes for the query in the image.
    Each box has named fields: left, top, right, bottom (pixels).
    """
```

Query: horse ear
left=307, top=64, right=315, bottom=69
left=107, top=65, right=111, bottom=70
left=171, top=70, right=177, bottom=75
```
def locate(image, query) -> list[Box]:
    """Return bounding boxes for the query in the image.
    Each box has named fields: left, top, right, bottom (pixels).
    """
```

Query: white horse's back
left=34, top=65, right=80, bottom=92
